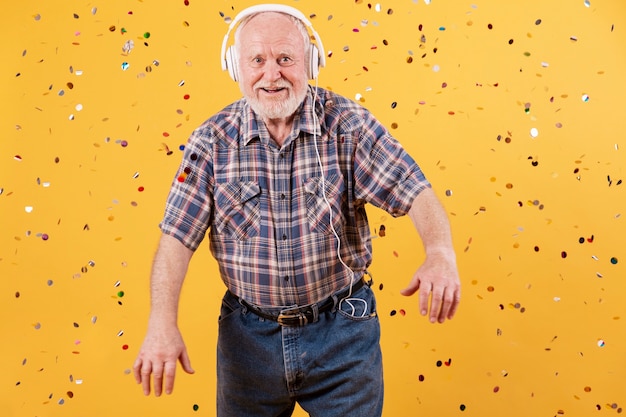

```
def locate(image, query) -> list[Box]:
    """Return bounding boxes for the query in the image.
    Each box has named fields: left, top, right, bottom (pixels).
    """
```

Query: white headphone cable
left=310, top=80, right=356, bottom=303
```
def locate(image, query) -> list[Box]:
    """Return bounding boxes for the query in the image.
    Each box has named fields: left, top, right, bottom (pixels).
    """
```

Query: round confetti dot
left=530, top=128, right=539, bottom=138
left=117, top=291, right=125, bottom=297
left=418, top=374, right=425, bottom=382
left=561, top=251, right=567, bottom=258
left=138, top=186, right=144, bottom=192
left=121, top=62, right=129, bottom=71
left=41, top=234, right=49, bottom=241
left=120, top=140, right=128, bottom=147
left=193, top=404, right=199, bottom=411
left=143, top=32, right=151, bottom=39
left=582, top=94, right=590, bottom=102
left=460, top=404, right=466, bottom=411
left=122, top=344, right=129, bottom=350
left=184, top=94, right=190, bottom=100
left=610, top=257, right=618, bottom=264
left=597, top=339, right=605, bottom=347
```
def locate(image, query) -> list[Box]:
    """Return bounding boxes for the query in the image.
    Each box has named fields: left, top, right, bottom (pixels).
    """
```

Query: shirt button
left=280, top=193, right=286, bottom=200
left=282, top=234, right=288, bottom=240
left=284, top=276, right=289, bottom=282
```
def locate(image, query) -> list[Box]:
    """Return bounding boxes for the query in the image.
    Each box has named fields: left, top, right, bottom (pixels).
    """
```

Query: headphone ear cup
left=309, top=45, right=320, bottom=79
left=225, top=46, right=239, bottom=82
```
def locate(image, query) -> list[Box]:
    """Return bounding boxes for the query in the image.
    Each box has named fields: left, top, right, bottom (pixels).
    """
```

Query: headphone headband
left=220, top=3, right=326, bottom=80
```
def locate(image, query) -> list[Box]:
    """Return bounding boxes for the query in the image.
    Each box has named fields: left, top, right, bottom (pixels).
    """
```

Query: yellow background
left=1, top=0, right=624, bottom=416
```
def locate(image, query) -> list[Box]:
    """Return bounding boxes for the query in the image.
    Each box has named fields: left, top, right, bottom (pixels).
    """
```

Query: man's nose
left=262, top=60, right=282, bottom=81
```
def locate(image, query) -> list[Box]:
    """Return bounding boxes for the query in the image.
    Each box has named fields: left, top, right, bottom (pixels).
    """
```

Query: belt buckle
left=277, top=311, right=308, bottom=326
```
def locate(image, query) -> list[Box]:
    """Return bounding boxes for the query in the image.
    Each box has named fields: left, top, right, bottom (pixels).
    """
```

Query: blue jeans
left=216, top=284, right=384, bottom=417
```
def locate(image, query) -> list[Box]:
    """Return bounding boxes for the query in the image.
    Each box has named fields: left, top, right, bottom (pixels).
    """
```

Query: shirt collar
left=240, top=87, right=323, bottom=146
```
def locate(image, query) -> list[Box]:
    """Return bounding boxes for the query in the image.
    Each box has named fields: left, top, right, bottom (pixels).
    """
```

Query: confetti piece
left=122, top=40, right=134, bottom=54
left=582, top=94, right=590, bottom=102
left=530, top=128, right=539, bottom=138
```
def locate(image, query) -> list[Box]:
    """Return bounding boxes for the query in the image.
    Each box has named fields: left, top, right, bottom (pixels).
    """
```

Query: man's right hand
left=133, top=325, right=195, bottom=396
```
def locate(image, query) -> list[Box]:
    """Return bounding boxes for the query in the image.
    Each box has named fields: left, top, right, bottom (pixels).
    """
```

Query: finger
left=140, top=362, right=153, bottom=396
left=152, top=362, right=164, bottom=397
left=429, top=289, right=444, bottom=324
left=164, top=361, right=177, bottom=395
left=179, top=348, right=195, bottom=375
left=446, top=289, right=461, bottom=320
left=429, top=287, right=444, bottom=323
left=418, top=281, right=432, bottom=317
left=133, top=358, right=143, bottom=385
left=437, top=288, right=454, bottom=323
left=400, top=276, right=420, bottom=297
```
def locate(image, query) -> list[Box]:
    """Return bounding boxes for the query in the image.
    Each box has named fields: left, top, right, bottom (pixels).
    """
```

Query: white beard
left=243, top=80, right=308, bottom=120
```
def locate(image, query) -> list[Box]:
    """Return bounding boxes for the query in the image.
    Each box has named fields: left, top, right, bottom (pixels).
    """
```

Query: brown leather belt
left=238, top=278, right=366, bottom=326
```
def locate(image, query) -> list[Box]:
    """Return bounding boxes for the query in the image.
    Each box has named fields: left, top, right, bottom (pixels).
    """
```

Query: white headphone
left=220, top=4, right=326, bottom=82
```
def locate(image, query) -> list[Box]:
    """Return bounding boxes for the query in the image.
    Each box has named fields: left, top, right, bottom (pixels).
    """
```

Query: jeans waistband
left=236, top=278, right=367, bottom=326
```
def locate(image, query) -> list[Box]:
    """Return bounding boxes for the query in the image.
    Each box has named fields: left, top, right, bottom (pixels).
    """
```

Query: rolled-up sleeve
left=354, top=113, right=431, bottom=217
left=159, top=126, right=214, bottom=251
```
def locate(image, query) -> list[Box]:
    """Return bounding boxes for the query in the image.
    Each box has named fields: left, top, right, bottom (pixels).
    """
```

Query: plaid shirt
left=160, top=86, right=430, bottom=307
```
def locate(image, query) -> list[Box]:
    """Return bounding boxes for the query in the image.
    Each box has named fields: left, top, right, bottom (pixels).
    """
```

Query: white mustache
left=255, top=80, right=292, bottom=90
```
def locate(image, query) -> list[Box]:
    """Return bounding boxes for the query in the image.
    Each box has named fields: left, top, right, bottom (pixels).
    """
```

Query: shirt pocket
left=213, top=181, right=261, bottom=240
left=303, top=173, right=346, bottom=235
